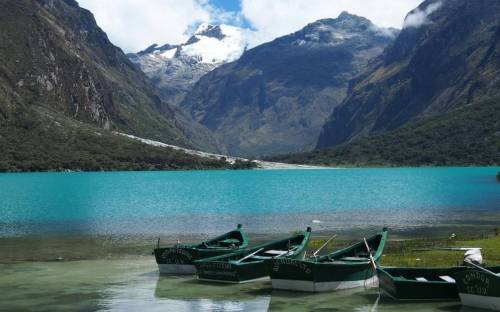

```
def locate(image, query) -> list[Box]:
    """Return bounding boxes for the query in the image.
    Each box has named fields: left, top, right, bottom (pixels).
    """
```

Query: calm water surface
left=1, top=168, right=499, bottom=236
left=0, top=258, right=480, bottom=312
left=1, top=168, right=499, bottom=311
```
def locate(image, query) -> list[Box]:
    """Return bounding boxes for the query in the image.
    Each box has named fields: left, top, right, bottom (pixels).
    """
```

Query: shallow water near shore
left=1, top=168, right=499, bottom=311
left=0, top=257, right=480, bottom=312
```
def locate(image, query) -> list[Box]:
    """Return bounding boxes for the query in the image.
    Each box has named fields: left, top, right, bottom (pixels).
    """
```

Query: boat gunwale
left=195, top=227, right=312, bottom=267
left=305, top=228, right=389, bottom=265
left=378, top=266, right=470, bottom=285
left=155, top=224, right=249, bottom=253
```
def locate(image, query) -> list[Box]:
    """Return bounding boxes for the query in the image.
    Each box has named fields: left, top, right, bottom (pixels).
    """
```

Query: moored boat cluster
left=154, top=225, right=500, bottom=311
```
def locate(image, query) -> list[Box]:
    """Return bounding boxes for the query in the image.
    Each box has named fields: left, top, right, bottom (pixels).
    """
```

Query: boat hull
left=196, top=260, right=271, bottom=283
left=195, top=228, right=311, bottom=283
left=269, top=258, right=378, bottom=292
left=271, top=276, right=378, bottom=292
left=454, top=269, right=500, bottom=311
left=158, top=264, right=197, bottom=274
left=154, top=247, right=234, bottom=275
left=377, top=267, right=468, bottom=301
left=459, top=293, right=500, bottom=311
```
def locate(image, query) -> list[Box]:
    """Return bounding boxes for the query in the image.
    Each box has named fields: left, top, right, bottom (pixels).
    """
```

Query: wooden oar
left=465, top=260, right=498, bottom=276
left=364, top=238, right=378, bottom=289
left=411, top=247, right=482, bottom=252
left=364, top=238, right=377, bottom=271
left=237, top=248, right=264, bottom=263
left=313, top=234, right=337, bottom=257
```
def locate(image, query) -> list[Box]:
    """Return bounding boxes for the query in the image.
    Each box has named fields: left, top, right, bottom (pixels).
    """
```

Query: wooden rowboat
left=153, top=224, right=249, bottom=274
left=377, top=266, right=470, bottom=301
left=195, top=227, right=312, bottom=283
left=454, top=265, right=500, bottom=310
left=267, top=228, right=388, bottom=292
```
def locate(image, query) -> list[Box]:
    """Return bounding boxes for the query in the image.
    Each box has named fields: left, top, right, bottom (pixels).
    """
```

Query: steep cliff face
left=180, top=12, right=397, bottom=157
left=0, top=0, right=221, bottom=152
left=317, top=0, right=500, bottom=148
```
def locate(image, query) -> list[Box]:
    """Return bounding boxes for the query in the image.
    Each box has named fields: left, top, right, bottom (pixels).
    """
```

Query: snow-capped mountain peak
left=134, top=23, right=247, bottom=64
left=128, top=23, right=248, bottom=105
left=181, top=23, right=247, bottom=64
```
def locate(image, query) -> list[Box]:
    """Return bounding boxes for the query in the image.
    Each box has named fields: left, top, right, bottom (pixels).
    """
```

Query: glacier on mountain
left=128, top=23, right=248, bottom=105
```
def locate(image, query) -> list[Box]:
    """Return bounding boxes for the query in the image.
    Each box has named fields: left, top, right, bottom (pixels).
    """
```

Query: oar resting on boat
left=194, top=227, right=312, bottom=283
left=153, top=224, right=249, bottom=274
left=267, top=228, right=388, bottom=292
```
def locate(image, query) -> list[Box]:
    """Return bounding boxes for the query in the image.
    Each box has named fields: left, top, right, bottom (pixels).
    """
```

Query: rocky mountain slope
left=180, top=12, right=397, bottom=157
left=0, top=0, right=234, bottom=171
left=317, top=0, right=500, bottom=149
left=128, top=24, right=248, bottom=106
left=269, top=95, right=500, bottom=166
left=0, top=0, right=223, bottom=152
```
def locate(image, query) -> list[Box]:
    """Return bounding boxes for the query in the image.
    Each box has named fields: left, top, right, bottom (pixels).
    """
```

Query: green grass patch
left=308, top=234, right=500, bottom=267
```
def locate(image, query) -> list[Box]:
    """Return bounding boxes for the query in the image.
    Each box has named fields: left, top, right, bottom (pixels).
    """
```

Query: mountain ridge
left=179, top=12, right=397, bottom=157
left=0, top=0, right=234, bottom=171
left=128, top=23, right=248, bottom=106
left=317, top=0, right=500, bottom=149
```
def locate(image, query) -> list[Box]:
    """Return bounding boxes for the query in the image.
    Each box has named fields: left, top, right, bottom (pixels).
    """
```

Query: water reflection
left=0, top=259, right=476, bottom=312
left=153, top=275, right=271, bottom=312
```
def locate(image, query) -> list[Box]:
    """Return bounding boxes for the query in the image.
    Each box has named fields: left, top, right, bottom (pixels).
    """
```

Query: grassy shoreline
left=309, top=233, right=500, bottom=267
left=2, top=228, right=500, bottom=267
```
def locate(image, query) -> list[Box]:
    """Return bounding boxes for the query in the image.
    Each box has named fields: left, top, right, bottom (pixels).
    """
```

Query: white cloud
left=78, top=0, right=229, bottom=53
left=403, top=1, right=442, bottom=28
left=77, top=0, right=425, bottom=52
left=241, top=0, right=425, bottom=46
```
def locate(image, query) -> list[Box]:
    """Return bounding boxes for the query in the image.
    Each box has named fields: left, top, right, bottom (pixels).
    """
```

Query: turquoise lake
left=1, top=167, right=499, bottom=237
left=1, top=167, right=499, bottom=312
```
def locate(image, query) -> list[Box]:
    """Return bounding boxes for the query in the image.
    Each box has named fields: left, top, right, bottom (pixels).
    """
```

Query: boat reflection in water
left=153, top=275, right=271, bottom=311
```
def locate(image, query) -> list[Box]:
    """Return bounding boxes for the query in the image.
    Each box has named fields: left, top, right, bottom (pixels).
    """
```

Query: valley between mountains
left=0, top=0, right=498, bottom=171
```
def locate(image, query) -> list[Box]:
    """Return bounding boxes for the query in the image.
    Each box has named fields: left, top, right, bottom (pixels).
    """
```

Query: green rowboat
left=195, top=227, right=312, bottom=283
left=377, top=266, right=471, bottom=301
left=454, top=266, right=500, bottom=310
left=154, top=224, right=249, bottom=274
left=267, top=228, right=388, bottom=292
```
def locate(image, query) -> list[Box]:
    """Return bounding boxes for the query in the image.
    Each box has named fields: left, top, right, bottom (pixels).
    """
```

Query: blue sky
left=209, top=0, right=241, bottom=14
left=79, top=0, right=423, bottom=53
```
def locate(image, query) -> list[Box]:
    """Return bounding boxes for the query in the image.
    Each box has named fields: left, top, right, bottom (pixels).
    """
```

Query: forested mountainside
left=269, top=96, right=500, bottom=167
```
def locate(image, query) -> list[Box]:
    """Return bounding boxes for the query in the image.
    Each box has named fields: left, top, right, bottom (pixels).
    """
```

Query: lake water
left=1, top=168, right=499, bottom=237
left=1, top=168, right=499, bottom=311
left=0, top=258, right=484, bottom=312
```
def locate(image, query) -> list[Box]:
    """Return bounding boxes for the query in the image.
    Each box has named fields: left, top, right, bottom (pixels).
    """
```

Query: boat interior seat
left=416, top=277, right=428, bottom=282
left=339, top=256, right=368, bottom=261
left=264, top=250, right=289, bottom=256
left=250, top=255, right=272, bottom=260
left=439, top=276, right=456, bottom=283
